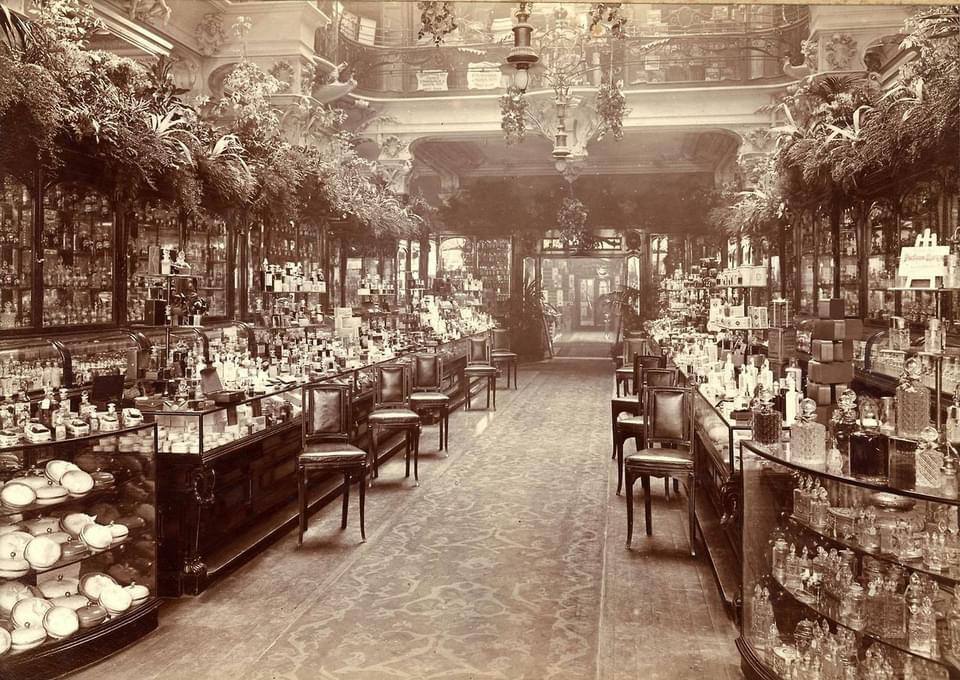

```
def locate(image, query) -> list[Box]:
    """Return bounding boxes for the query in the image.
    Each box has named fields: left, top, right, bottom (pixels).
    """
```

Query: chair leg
left=492, top=376, right=497, bottom=410
left=358, top=469, right=366, bottom=542
left=625, top=469, right=635, bottom=548
left=297, top=464, right=306, bottom=547
left=674, top=478, right=680, bottom=494
left=413, top=427, right=420, bottom=485
left=513, top=361, right=518, bottom=390
left=370, top=429, right=379, bottom=485
left=688, top=472, right=697, bottom=557
left=341, top=471, right=350, bottom=530
left=444, top=408, right=450, bottom=451
left=611, top=407, right=619, bottom=460
left=616, top=433, right=624, bottom=496
left=486, top=377, right=490, bottom=409
left=404, top=430, right=411, bottom=478
left=664, top=477, right=670, bottom=500
left=641, top=475, right=653, bottom=536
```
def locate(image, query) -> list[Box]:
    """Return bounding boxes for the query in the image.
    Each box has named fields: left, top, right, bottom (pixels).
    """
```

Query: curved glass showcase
left=739, top=439, right=960, bottom=680
left=56, top=330, right=140, bottom=393
left=0, top=337, right=65, bottom=401
left=0, top=423, right=159, bottom=680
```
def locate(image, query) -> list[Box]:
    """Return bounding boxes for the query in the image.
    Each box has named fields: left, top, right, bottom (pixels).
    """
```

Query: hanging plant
left=417, top=2, right=457, bottom=46
left=588, top=3, right=628, bottom=40
left=557, top=197, right=593, bottom=252
left=595, top=80, right=628, bottom=141
left=499, top=86, right=527, bottom=144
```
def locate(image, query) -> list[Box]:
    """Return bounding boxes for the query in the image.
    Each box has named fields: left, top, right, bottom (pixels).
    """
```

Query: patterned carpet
left=74, top=359, right=740, bottom=680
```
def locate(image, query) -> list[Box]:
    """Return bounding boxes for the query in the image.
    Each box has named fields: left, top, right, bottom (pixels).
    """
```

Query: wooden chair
left=298, top=382, right=366, bottom=545
left=614, top=367, right=678, bottom=495
left=490, top=328, right=518, bottom=389
left=464, top=336, right=497, bottom=410
left=368, top=364, right=422, bottom=486
left=625, top=385, right=697, bottom=556
left=409, top=354, right=450, bottom=453
left=614, top=338, right=644, bottom=397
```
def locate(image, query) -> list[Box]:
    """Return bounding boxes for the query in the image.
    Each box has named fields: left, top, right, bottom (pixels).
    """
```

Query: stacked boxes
left=805, top=299, right=862, bottom=406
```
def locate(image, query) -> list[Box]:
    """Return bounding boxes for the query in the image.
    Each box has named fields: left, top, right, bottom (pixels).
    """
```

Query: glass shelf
left=740, top=437, right=960, bottom=680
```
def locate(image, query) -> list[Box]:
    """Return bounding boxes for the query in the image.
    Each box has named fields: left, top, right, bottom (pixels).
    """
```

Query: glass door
left=866, top=200, right=897, bottom=322
left=0, top=176, right=33, bottom=328
left=799, top=212, right=815, bottom=314
left=838, top=208, right=859, bottom=317
left=899, top=182, right=940, bottom=323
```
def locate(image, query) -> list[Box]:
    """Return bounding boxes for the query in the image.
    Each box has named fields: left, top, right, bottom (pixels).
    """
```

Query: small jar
left=842, top=582, right=866, bottom=630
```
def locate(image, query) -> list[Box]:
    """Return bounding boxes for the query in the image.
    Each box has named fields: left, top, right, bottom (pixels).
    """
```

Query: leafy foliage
left=499, top=86, right=527, bottom=145
left=417, top=1, right=457, bottom=46
left=595, top=80, right=628, bottom=141
left=0, top=0, right=424, bottom=240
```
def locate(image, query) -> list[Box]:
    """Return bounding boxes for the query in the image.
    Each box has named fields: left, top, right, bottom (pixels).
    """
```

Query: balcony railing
left=323, top=3, right=809, bottom=95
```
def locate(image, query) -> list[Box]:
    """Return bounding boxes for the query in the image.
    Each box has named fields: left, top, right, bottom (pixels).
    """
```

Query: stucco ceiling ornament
left=195, top=13, right=227, bottom=57
left=379, top=135, right=409, bottom=160
left=823, top=33, right=858, bottom=71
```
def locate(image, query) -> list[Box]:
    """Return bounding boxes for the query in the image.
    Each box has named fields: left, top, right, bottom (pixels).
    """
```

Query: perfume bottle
left=752, top=387, right=782, bottom=445
left=792, top=399, right=826, bottom=466
left=810, top=487, right=830, bottom=530
left=943, top=451, right=959, bottom=499
left=882, top=575, right=907, bottom=639
left=785, top=544, right=802, bottom=589
left=841, top=582, right=866, bottom=630
left=897, top=356, right=931, bottom=439
left=908, top=596, right=937, bottom=656
left=849, top=396, right=889, bottom=482
left=832, top=389, right=860, bottom=459
left=915, top=426, right=944, bottom=489
left=946, top=384, right=960, bottom=448
left=949, top=589, right=960, bottom=656
left=858, top=508, right=881, bottom=552
left=771, top=537, right=789, bottom=579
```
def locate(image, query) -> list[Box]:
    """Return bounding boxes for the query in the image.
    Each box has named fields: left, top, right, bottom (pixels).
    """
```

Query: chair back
left=492, top=329, right=511, bottom=352
left=375, top=364, right=410, bottom=407
left=467, top=337, right=491, bottom=365
left=622, top=338, right=644, bottom=365
left=632, top=353, right=664, bottom=390
left=412, top=354, right=443, bottom=391
left=636, top=367, right=678, bottom=406
left=643, top=386, right=692, bottom=449
left=303, top=382, right=353, bottom=447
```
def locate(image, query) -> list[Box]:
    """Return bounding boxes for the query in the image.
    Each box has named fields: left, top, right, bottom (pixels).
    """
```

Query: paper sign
left=417, top=70, right=449, bottom=91
left=898, top=245, right=949, bottom=285
left=467, top=62, right=503, bottom=90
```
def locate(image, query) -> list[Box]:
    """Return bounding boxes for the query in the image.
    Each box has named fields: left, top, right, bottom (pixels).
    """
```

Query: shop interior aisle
left=73, top=360, right=740, bottom=680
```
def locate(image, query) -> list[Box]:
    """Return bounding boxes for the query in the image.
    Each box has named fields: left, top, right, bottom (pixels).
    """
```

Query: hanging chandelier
left=502, top=3, right=648, bottom=172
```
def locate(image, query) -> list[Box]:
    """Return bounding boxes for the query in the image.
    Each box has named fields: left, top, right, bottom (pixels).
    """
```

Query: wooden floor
left=74, top=358, right=741, bottom=680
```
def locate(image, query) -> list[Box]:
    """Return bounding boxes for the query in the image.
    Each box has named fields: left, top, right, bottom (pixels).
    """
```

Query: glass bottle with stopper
left=832, top=389, right=860, bottom=459
left=751, top=386, right=781, bottom=445
left=849, top=396, right=889, bottom=482
left=946, top=382, right=960, bottom=448
left=791, top=398, right=826, bottom=466
left=914, top=425, right=944, bottom=489
left=897, top=356, right=930, bottom=439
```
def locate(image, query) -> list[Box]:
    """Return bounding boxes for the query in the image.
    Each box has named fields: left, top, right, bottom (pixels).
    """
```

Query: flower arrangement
left=557, top=196, right=593, bottom=252
left=595, top=80, right=628, bottom=141
left=417, top=2, right=457, bottom=46
left=499, top=86, right=527, bottom=144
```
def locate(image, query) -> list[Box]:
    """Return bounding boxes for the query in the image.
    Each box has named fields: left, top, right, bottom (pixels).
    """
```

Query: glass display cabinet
left=247, top=221, right=325, bottom=323
left=41, top=184, right=115, bottom=327
left=0, top=423, right=159, bottom=680
left=800, top=213, right=816, bottom=315
left=57, top=330, right=141, bottom=393
left=142, top=384, right=301, bottom=456
left=200, top=320, right=255, bottom=358
left=738, top=439, right=960, bottom=680
left=838, top=208, right=860, bottom=317
left=0, top=337, right=65, bottom=401
left=816, top=209, right=835, bottom=309
left=126, top=200, right=180, bottom=325
left=184, top=214, right=228, bottom=319
left=867, top=200, right=898, bottom=323
left=0, top=176, right=33, bottom=329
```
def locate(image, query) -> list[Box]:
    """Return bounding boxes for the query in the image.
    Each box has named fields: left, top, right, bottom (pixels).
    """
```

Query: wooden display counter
left=156, top=334, right=485, bottom=596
